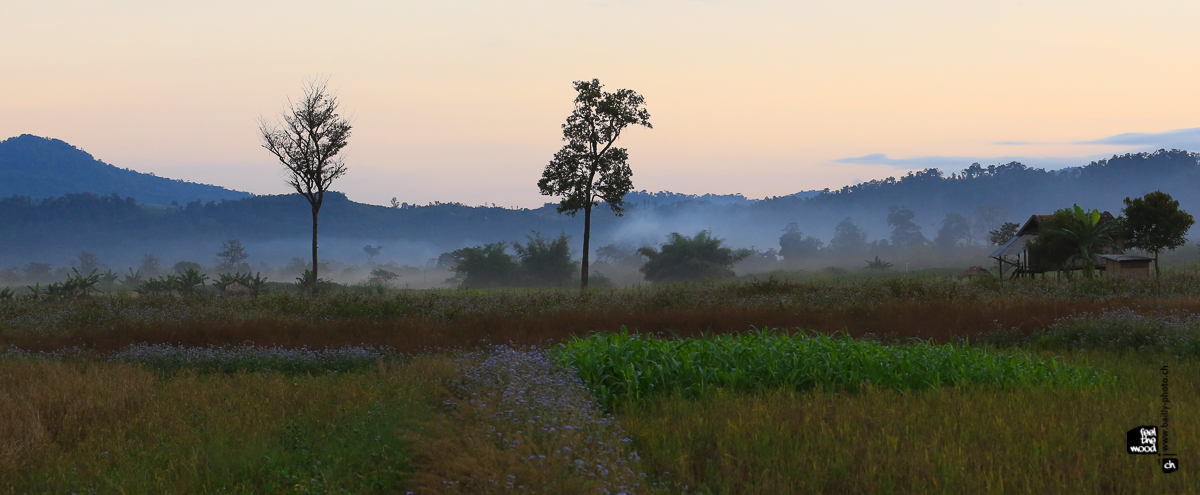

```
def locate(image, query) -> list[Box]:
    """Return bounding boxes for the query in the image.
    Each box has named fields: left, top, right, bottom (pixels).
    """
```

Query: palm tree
left=1052, top=205, right=1119, bottom=279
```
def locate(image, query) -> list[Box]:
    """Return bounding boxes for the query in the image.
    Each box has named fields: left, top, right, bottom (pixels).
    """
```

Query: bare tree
left=258, top=78, right=352, bottom=292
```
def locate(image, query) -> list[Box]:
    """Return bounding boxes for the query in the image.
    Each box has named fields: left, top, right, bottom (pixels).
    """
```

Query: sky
left=5, top=0, right=1200, bottom=209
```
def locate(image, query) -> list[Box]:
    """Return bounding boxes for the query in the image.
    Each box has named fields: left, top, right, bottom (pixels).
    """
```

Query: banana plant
left=175, top=268, right=209, bottom=296
left=119, top=268, right=143, bottom=287
left=1053, top=204, right=1119, bottom=278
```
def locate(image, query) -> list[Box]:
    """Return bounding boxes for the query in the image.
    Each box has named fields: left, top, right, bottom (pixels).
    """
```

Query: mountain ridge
left=0, top=134, right=252, bottom=205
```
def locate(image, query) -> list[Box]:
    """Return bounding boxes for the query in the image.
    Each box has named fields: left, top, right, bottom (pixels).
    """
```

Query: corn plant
left=557, top=327, right=1116, bottom=409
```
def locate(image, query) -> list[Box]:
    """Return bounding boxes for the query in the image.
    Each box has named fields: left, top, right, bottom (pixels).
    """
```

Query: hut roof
left=1015, top=212, right=1116, bottom=237
left=956, top=266, right=993, bottom=279
left=1096, top=254, right=1152, bottom=262
left=988, top=233, right=1037, bottom=259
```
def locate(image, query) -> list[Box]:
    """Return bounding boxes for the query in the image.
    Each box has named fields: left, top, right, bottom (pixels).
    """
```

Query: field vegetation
left=1, top=272, right=1197, bottom=493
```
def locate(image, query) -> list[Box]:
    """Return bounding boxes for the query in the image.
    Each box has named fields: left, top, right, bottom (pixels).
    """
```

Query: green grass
left=556, top=328, right=1115, bottom=410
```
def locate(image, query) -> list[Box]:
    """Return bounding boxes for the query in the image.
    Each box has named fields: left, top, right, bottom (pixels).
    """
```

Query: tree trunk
left=311, top=203, right=320, bottom=294
left=580, top=204, right=591, bottom=291
left=1154, top=251, right=1160, bottom=277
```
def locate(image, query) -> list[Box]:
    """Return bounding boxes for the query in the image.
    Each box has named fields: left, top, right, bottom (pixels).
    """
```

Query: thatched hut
left=1097, top=254, right=1152, bottom=278
left=988, top=212, right=1121, bottom=279
left=220, top=280, right=251, bottom=298
left=956, top=266, right=993, bottom=280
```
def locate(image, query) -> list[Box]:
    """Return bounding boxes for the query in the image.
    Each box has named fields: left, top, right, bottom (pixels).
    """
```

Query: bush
left=637, top=230, right=749, bottom=283
left=448, top=242, right=516, bottom=289
left=512, top=232, right=575, bottom=287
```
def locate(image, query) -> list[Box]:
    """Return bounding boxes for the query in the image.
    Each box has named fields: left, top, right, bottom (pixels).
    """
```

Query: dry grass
left=0, top=358, right=459, bottom=494
left=616, top=350, right=1197, bottom=494
left=9, top=297, right=1200, bottom=356
left=0, top=360, right=152, bottom=476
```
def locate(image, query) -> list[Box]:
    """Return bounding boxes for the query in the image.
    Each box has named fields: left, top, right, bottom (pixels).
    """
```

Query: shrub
left=637, top=230, right=749, bottom=283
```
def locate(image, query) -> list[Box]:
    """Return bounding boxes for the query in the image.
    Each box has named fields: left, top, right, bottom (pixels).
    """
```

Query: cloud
left=1078, top=127, right=1200, bottom=150
left=833, top=125, right=1200, bottom=174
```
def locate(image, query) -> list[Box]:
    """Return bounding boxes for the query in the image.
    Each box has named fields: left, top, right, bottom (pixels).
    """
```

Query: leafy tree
left=74, top=251, right=101, bottom=274
left=363, top=245, right=383, bottom=263
left=973, top=203, right=1009, bottom=245
left=538, top=79, right=651, bottom=291
left=595, top=242, right=644, bottom=270
left=827, top=217, right=868, bottom=254
left=934, top=212, right=971, bottom=251
left=1026, top=210, right=1077, bottom=273
left=511, top=231, right=575, bottom=288
left=139, top=254, right=162, bottom=278
left=215, top=239, right=249, bottom=271
left=637, top=230, right=749, bottom=283
left=434, top=252, right=457, bottom=269
left=367, top=268, right=399, bottom=287
left=887, top=206, right=927, bottom=248
left=989, top=222, right=1020, bottom=246
left=259, top=78, right=352, bottom=293
left=449, top=242, right=517, bottom=289
left=0, top=267, right=18, bottom=285
left=1122, top=191, right=1194, bottom=276
left=173, top=261, right=202, bottom=275
left=779, top=222, right=824, bottom=261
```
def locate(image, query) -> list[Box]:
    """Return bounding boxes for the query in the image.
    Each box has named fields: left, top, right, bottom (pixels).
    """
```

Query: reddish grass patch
left=7, top=297, right=1200, bottom=354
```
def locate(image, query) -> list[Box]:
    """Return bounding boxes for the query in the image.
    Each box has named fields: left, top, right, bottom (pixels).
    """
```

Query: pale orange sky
left=4, top=0, right=1200, bottom=208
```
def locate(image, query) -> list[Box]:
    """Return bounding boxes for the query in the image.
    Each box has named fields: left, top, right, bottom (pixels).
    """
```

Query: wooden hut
left=1097, top=254, right=1152, bottom=278
left=220, top=280, right=252, bottom=298
left=988, top=212, right=1120, bottom=279
left=956, top=266, right=993, bottom=280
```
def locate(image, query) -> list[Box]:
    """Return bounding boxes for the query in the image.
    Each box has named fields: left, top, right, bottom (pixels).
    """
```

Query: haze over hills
left=4, top=134, right=1200, bottom=276
left=0, top=135, right=251, bottom=206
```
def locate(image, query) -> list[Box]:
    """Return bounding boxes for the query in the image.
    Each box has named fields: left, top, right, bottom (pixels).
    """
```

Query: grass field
left=1, top=274, right=1196, bottom=493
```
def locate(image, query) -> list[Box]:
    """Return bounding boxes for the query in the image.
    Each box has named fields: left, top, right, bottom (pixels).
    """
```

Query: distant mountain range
left=0, top=134, right=251, bottom=205
left=4, top=133, right=1200, bottom=270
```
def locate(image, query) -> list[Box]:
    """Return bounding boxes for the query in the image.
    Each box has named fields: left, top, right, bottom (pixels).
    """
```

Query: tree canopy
left=1122, top=191, right=1194, bottom=275
left=779, top=222, right=824, bottom=261
left=934, top=212, right=971, bottom=251
left=637, top=230, right=749, bottom=283
left=258, top=78, right=352, bottom=292
left=887, top=206, right=927, bottom=248
left=538, top=79, right=651, bottom=290
left=828, top=217, right=868, bottom=254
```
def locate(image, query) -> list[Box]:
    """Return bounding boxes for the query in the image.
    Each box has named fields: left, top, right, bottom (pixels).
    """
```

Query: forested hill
left=0, top=134, right=250, bottom=205
left=763, top=149, right=1200, bottom=215
left=733, top=149, right=1200, bottom=241
left=3, top=147, right=1200, bottom=268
